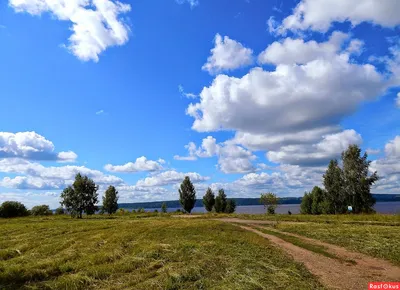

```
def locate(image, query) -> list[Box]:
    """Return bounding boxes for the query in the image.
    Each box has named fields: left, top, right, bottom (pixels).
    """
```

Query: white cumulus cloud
left=272, top=0, right=400, bottom=34
left=202, top=34, right=253, bottom=74
left=104, top=156, right=164, bottom=173
left=9, top=0, right=131, bottom=62
left=136, top=170, right=209, bottom=187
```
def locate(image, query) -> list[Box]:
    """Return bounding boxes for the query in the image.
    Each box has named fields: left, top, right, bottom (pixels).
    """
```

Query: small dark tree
left=31, top=205, right=53, bottom=216
left=60, top=173, right=99, bottom=218
left=300, top=192, right=312, bottom=214
left=102, top=185, right=119, bottom=215
left=55, top=207, right=65, bottom=215
left=214, top=189, right=227, bottom=213
left=260, top=192, right=278, bottom=214
left=161, top=202, right=168, bottom=213
left=202, top=187, right=215, bottom=212
left=0, top=201, right=29, bottom=218
left=225, top=199, right=236, bottom=213
left=179, top=176, right=196, bottom=213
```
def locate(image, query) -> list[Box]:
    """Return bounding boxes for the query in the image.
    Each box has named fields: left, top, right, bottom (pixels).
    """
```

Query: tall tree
left=342, top=145, right=378, bottom=213
left=260, top=192, right=278, bottom=214
left=300, top=192, right=312, bottom=214
left=214, top=189, right=227, bottom=213
left=60, top=173, right=99, bottom=218
left=323, top=159, right=346, bottom=214
left=161, top=202, right=168, bottom=213
left=202, top=187, right=215, bottom=212
left=179, top=176, right=196, bottom=213
left=310, top=186, right=325, bottom=215
left=102, top=185, right=119, bottom=215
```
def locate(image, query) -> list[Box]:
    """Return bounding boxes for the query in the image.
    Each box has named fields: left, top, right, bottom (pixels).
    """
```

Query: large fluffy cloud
left=9, top=0, right=131, bottom=62
left=188, top=35, right=392, bottom=135
left=135, top=170, right=209, bottom=187
left=104, top=156, right=164, bottom=173
left=266, top=130, right=362, bottom=166
left=202, top=34, right=253, bottom=74
left=0, top=132, right=77, bottom=162
left=0, top=158, right=123, bottom=190
left=271, top=0, right=400, bottom=34
left=174, top=136, right=257, bottom=173
left=370, top=136, right=400, bottom=193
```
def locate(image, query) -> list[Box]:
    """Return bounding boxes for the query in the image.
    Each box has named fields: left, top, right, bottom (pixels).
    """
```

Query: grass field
left=270, top=221, right=400, bottom=266
left=0, top=215, right=324, bottom=290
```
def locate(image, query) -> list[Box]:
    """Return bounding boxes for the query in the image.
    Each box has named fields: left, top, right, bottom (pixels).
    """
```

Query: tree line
left=301, top=144, right=378, bottom=214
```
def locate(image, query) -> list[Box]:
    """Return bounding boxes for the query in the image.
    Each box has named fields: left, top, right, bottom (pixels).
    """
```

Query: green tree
left=31, top=205, right=53, bottom=216
left=202, top=187, right=215, bottom=212
left=55, top=207, right=65, bottom=215
left=300, top=192, right=312, bottom=214
left=214, top=189, right=227, bottom=213
left=60, top=173, right=99, bottom=218
left=323, top=159, right=346, bottom=214
left=260, top=192, right=278, bottom=214
left=179, top=176, right=196, bottom=213
left=310, top=186, right=325, bottom=215
left=225, top=199, right=236, bottom=213
left=161, top=202, right=168, bottom=213
left=0, top=201, right=29, bottom=218
left=342, top=145, right=378, bottom=214
left=102, top=185, right=119, bottom=215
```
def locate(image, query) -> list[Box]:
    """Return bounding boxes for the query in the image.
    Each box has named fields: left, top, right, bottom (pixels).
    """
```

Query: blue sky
left=0, top=0, right=400, bottom=208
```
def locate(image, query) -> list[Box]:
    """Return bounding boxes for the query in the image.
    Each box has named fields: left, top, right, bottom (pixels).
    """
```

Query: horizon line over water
left=123, top=202, right=400, bottom=215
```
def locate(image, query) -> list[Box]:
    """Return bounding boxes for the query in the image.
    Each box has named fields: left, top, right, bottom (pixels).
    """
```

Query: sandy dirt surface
left=217, top=218, right=400, bottom=290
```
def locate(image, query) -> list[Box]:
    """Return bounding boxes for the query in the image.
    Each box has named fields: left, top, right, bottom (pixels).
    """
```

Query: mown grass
left=206, top=213, right=400, bottom=226
left=0, top=215, right=324, bottom=290
left=252, top=226, right=356, bottom=265
left=272, top=222, right=400, bottom=266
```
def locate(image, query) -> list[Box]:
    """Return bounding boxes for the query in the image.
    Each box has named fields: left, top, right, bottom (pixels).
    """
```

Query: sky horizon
left=1, top=0, right=400, bottom=209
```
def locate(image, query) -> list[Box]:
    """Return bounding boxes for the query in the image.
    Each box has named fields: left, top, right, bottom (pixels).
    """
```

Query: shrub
left=31, top=205, right=53, bottom=216
left=260, top=193, right=278, bottom=215
left=0, top=201, right=29, bottom=218
left=161, top=202, right=168, bottom=213
left=55, top=207, right=65, bottom=215
left=225, top=199, right=236, bottom=213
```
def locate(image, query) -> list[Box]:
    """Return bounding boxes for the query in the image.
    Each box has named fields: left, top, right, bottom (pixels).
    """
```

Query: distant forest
left=119, top=194, right=400, bottom=210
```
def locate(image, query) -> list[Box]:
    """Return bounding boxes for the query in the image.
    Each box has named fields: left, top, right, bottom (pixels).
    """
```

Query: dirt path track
left=217, top=218, right=400, bottom=290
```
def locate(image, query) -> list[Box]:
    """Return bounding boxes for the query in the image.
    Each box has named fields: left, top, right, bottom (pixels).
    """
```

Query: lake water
left=138, top=201, right=400, bottom=215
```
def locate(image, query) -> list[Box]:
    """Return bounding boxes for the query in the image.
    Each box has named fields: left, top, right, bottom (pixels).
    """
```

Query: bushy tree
left=55, top=207, right=65, bottom=215
left=323, top=159, right=346, bottom=214
left=225, top=199, right=236, bottom=213
left=161, top=202, right=168, bottom=213
left=300, top=192, right=312, bottom=214
left=179, top=176, right=196, bottom=213
left=260, top=193, right=278, bottom=214
left=102, top=185, right=119, bottom=215
left=31, top=205, right=53, bottom=216
left=0, top=201, right=29, bottom=218
left=202, top=187, right=215, bottom=212
left=214, top=189, right=227, bottom=213
left=60, top=173, right=99, bottom=218
left=311, top=186, right=325, bottom=215
left=342, top=145, right=378, bottom=214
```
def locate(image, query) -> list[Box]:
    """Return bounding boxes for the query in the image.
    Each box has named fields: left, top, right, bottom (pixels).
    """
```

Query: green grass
left=211, top=213, right=400, bottom=226
left=252, top=226, right=356, bottom=265
left=0, top=215, right=324, bottom=290
left=272, top=222, right=400, bottom=266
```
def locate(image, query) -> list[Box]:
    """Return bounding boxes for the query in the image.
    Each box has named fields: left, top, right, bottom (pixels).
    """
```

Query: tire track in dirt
left=217, top=218, right=400, bottom=290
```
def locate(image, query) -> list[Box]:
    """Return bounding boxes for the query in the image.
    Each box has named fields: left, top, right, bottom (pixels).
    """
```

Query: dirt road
left=217, top=218, right=400, bottom=290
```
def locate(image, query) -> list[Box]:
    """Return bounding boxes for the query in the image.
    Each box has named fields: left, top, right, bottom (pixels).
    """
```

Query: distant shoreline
left=119, top=194, right=400, bottom=210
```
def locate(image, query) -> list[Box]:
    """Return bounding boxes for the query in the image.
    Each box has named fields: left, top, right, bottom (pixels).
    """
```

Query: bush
left=0, top=201, right=29, bottom=218
left=117, top=208, right=127, bottom=215
left=31, top=205, right=53, bottom=216
left=55, top=207, right=65, bottom=215
left=225, top=199, right=236, bottom=213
